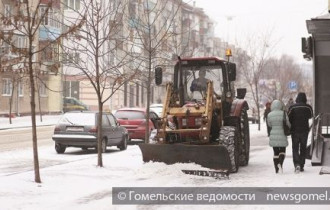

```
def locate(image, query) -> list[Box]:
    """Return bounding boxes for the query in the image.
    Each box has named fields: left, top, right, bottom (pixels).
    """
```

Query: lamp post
left=273, top=80, right=277, bottom=99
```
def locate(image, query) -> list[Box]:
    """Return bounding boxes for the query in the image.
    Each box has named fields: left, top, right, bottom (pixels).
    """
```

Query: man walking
left=288, top=92, right=313, bottom=173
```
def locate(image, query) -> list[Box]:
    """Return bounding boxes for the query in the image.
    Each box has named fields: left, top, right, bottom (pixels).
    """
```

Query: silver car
left=52, top=111, right=128, bottom=154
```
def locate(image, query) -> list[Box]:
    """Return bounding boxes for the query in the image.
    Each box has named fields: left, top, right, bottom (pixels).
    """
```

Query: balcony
left=39, top=26, right=61, bottom=41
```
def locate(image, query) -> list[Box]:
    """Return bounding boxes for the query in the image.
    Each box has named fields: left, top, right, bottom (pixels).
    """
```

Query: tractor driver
left=190, top=69, right=209, bottom=93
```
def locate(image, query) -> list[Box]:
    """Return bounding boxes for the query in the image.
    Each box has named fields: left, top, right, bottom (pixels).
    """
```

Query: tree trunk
left=29, top=65, right=41, bottom=183
left=9, top=84, right=15, bottom=124
left=97, top=99, right=103, bottom=167
left=145, top=22, right=153, bottom=143
left=29, top=38, right=41, bottom=183
left=145, top=53, right=152, bottom=143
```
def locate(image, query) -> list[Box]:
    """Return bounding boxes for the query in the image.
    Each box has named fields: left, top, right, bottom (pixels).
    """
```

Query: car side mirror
left=228, top=63, right=236, bottom=81
left=155, top=66, right=163, bottom=85
left=237, top=88, right=246, bottom=99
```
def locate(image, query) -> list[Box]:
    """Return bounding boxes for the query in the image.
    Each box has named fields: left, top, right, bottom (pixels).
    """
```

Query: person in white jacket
left=267, top=100, right=291, bottom=173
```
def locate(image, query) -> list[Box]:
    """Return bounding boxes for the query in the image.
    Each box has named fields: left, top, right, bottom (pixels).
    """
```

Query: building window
left=64, top=0, right=80, bottom=10
left=16, top=36, right=26, bottom=48
left=42, top=44, right=59, bottom=62
left=4, top=4, right=11, bottom=17
left=2, top=78, right=12, bottom=96
left=32, top=46, right=36, bottom=62
left=136, top=83, right=139, bottom=107
left=124, top=82, right=127, bottom=106
left=39, top=83, right=47, bottom=96
left=62, top=51, right=79, bottom=64
left=141, top=83, right=144, bottom=106
left=18, top=81, right=24, bottom=97
left=0, top=42, right=10, bottom=54
left=151, top=86, right=154, bottom=103
left=40, top=7, right=49, bottom=25
left=107, top=40, right=116, bottom=66
left=40, top=7, right=61, bottom=28
left=129, top=84, right=134, bottom=107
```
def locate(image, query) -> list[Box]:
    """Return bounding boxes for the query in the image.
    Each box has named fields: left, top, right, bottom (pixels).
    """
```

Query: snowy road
left=0, top=126, right=55, bottom=152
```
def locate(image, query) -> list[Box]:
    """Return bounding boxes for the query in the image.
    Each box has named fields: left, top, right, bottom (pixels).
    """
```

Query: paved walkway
left=0, top=115, right=62, bottom=130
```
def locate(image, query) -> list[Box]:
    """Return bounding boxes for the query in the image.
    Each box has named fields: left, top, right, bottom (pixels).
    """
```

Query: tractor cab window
left=185, top=67, right=223, bottom=101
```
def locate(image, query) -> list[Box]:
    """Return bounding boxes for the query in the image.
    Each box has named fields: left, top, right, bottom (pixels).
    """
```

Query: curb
left=0, top=124, right=56, bottom=131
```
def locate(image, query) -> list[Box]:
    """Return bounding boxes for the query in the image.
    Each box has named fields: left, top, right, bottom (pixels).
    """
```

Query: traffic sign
left=288, top=81, right=297, bottom=91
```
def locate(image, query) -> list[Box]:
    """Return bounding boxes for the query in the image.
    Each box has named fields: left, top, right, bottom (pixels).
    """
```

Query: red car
left=114, top=108, right=159, bottom=141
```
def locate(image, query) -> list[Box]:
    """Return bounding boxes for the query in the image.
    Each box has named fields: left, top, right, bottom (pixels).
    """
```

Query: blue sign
left=288, top=81, right=297, bottom=91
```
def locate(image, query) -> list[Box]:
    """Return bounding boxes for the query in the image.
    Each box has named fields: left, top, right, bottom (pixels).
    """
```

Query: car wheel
left=55, top=143, right=66, bottom=154
left=118, top=135, right=128, bottom=151
left=81, top=146, right=88, bottom=151
left=101, top=138, right=107, bottom=153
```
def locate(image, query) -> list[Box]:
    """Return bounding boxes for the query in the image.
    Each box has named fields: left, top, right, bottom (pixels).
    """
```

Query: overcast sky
left=189, top=0, right=328, bottom=63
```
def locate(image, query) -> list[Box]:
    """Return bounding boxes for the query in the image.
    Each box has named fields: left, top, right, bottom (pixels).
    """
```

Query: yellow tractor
left=139, top=56, right=250, bottom=174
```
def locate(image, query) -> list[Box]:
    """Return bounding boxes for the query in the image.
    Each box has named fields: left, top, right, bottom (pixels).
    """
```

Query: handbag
left=283, top=111, right=291, bottom=136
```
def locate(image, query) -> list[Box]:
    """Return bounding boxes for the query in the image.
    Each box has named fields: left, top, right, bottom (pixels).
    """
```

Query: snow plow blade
left=138, top=143, right=232, bottom=171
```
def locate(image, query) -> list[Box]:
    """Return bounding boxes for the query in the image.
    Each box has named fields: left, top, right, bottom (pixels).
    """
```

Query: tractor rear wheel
left=219, top=126, right=239, bottom=173
left=239, top=107, right=250, bottom=166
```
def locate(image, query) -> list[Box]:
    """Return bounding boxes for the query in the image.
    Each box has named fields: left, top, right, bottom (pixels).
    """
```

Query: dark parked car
left=52, top=111, right=128, bottom=154
left=63, top=97, right=88, bottom=113
left=114, top=108, right=159, bottom=141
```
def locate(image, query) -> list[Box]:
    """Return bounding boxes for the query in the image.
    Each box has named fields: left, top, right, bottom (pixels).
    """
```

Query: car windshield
left=150, top=106, right=162, bottom=111
left=115, top=111, right=145, bottom=120
left=150, top=104, right=162, bottom=108
left=184, top=67, right=223, bottom=100
left=59, top=113, right=95, bottom=126
left=151, top=107, right=161, bottom=111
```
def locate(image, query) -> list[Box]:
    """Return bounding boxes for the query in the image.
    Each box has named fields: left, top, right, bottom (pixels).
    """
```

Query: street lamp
left=272, top=80, right=277, bottom=99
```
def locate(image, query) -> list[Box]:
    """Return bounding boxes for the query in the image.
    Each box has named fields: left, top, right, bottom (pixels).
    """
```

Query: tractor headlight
left=168, top=121, right=176, bottom=129
left=182, top=118, right=187, bottom=126
left=195, top=118, right=202, bottom=126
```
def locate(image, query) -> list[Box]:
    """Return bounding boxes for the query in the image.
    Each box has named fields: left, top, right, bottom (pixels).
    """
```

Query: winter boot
left=300, top=164, right=304, bottom=172
left=273, top=156, right=280, bottom=173
left=278, top=153, right=286, bottom=174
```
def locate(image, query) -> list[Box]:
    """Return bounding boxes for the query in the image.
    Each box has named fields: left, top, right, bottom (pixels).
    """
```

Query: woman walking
left=267, top=100, right=291, bottom=173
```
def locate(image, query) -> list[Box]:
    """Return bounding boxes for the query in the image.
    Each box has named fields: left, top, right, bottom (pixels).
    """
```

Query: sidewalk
left=0, top=115, right=62, bottom=130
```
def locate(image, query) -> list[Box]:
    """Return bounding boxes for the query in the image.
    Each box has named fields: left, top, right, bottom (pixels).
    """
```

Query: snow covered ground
left=0, top=114, right=60, bottom=130
left=1, top=116, right=330, bottom=210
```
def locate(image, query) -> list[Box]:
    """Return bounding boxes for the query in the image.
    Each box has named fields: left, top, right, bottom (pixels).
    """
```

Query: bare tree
left=235, top=31, right=276, bottom=131
left=262, top=55, right=305, bottom=102
left=125, top=0, right=182, bottom=142
left=61, top=0, right=135, bottom=167
left=0, top=0, right=81, bottom=183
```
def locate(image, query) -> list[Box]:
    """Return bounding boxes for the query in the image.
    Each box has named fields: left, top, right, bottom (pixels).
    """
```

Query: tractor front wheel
left=218, top=126, right=239, bottom=173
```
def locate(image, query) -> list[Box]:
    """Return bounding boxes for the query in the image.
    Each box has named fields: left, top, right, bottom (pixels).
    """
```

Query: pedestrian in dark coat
left=267, top=100, right=291, bottom=173
left=263, top=102, right=271, bottom=136
left=287, top=92, right=313, bottom=173
left=285, top=98, right=294, bottom=112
